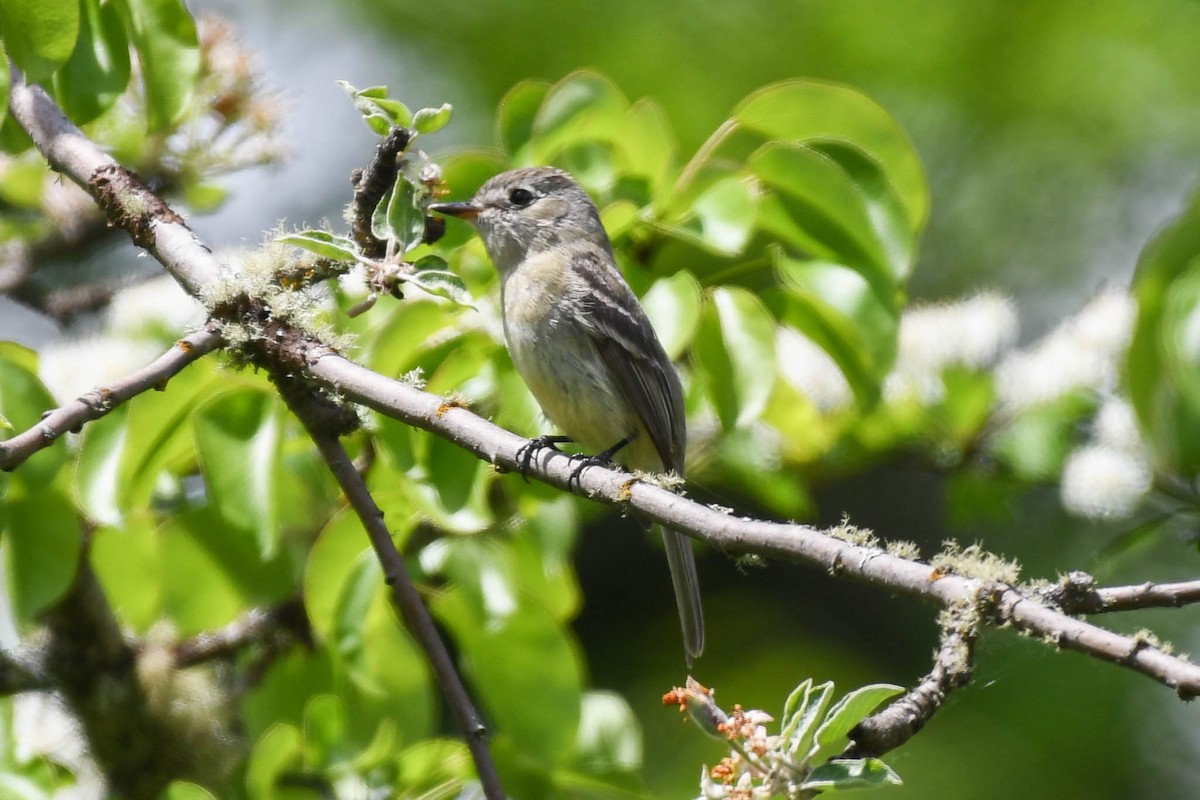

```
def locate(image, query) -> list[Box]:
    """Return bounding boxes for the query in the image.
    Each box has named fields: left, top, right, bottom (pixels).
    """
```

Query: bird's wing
left=570, top=248, right=686, bottom=473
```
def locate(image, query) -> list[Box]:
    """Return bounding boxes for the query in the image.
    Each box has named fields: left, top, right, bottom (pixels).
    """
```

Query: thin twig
left=1094, top=579, right=1200, bottom=612
left=1038, top=572, right=1200, bottom=615
left=0, top=324, right=222, bottom=472
left=283, top=394, right=505, bottom=800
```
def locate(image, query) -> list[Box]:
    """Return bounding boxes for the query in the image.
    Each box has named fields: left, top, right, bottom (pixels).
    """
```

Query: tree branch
left=0, top=323, right=222, bottom=472
left=844, top=614, right=977, bottom=758
left=1045, top=572, right=1200, bottom=614
left=305, top=349, right=1200, bottom=699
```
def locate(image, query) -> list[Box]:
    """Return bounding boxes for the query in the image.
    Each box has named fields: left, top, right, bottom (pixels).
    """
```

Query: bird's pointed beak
left=429, top=201, right=481, bottom=220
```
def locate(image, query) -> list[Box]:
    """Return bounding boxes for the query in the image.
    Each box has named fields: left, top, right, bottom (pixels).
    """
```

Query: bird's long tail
left=661, top=526, right=704, bottom=666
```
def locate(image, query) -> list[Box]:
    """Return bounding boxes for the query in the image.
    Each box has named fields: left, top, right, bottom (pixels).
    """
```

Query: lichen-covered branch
left=1044, top=572, right=1200, bottom=614
left=843, top=607, right=978, bottom=758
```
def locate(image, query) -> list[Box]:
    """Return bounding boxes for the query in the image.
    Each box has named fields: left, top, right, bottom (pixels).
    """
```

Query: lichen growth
left=930, top=540, right=1020, bottom=584
left=885, top=539, right=921, bottom=560
left=826, top=515, right=880, bottom=549
left=201, top=237, right=358, bottom=371
left=1133, top=628, right=1174, bottom=654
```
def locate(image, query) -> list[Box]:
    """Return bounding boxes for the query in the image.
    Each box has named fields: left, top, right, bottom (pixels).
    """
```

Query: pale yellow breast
left=500, top=251, right=644, bottom=458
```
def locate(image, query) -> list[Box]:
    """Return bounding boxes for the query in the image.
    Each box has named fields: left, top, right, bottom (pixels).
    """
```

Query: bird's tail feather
left=661, top=526, right=704, bottom=666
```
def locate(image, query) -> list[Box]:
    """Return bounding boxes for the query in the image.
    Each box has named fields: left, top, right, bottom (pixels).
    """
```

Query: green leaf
left=641, top=270, right=703, bottom=361
left=622, top=98, right=677, bottom=196
left=91, top=520, right=161, bottom=632
left=814, top=684, right=904, bottom=754
left=813, top=140, right=916, bottom=281
left=246, top=723, right=303, bottom=800
left=497, top=79, right=550, bottom=157
left=751, top=142, right=895, bottom=287
left=413, top=103, right=453, bottom=135
left=664, top=173, right=758, bottom=256
left=382, top=176, right=426, bottom=254
left=159, top=782, right=217, bottom=800
left=159, top=512, right=249, bottom=635
left=119, top=0, right=201, bottom=132
left=434, top=587, right=583, bottom=767
left=406, top=432, right=494, bottom=533
left=301, top=694, right=345, bottom=767
left=693, top=286, right=777, bottom=429
left=397, top=739, right=473, bottom=797
left=510, top=496, right=580, bottom=622
left=0, top=41, right=9, bottom=130
left=0, top=342, right=66, bottom=490
left=193, top=389, right=284, bottom=559
left=573, top=691, right=642, bottom=773
left=988, top=392, right=1097, bottom=481
left=780, top=679, right=834, bottom=762
left=530, top=70, right=628, bottom=163
left=116, top=359, right=221, bottom=514
left=1, top=484, right=83, bottom=625
left=181, top=181, right=229, bottom=213
left=773, top=250, right=900, bottom=407
left=305, top=509, right=374, bottom=642
left=365, top=299, right=463, bottom=378
left=75, top=406, right=131, bottom=526
left=338, top=81, right=412, bottom=134
left=405, top=268, right=472, bottom=306
left=303, top=507, right=434, bottom=745
left=734, top=79, right=928, bottom=233
left=52, top=0, right=131, bottom=124
left=0, top=0, right=80, bottom=81
left=1127, top=193, right=1200, bottom=476
left=277, top=230, right=358, bottom=262
left=801, top=757, right=902, bottom=790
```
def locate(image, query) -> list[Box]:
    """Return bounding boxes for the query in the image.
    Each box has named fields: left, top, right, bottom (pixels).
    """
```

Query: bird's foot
left=516, top=435, right=572, bottom=482
left=567, top=435, right=634, bottom=489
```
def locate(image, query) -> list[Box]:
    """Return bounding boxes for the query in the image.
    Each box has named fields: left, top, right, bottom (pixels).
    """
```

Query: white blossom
left=996, top=289, right=1135, bottom=411
left=886, top=292, right=1018, bottom=403
left=1060, top=444, right=1152, bottom=519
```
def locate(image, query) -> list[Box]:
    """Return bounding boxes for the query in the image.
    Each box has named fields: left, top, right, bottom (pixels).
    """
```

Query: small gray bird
left=431, top=167, right=704, bottom=664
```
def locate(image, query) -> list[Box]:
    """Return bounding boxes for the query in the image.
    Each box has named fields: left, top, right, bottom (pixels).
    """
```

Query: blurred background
left=20, top=0, right=1200, bottom=796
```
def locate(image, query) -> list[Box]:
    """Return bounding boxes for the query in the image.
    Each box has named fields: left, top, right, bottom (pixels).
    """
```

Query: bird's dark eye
left=508, top=187, right=535, bottom=207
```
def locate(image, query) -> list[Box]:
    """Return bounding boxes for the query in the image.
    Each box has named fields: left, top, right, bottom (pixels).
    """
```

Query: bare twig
left=284, top=395, right=505, bottom=800
left=0, top=323, right=222, bottom=472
